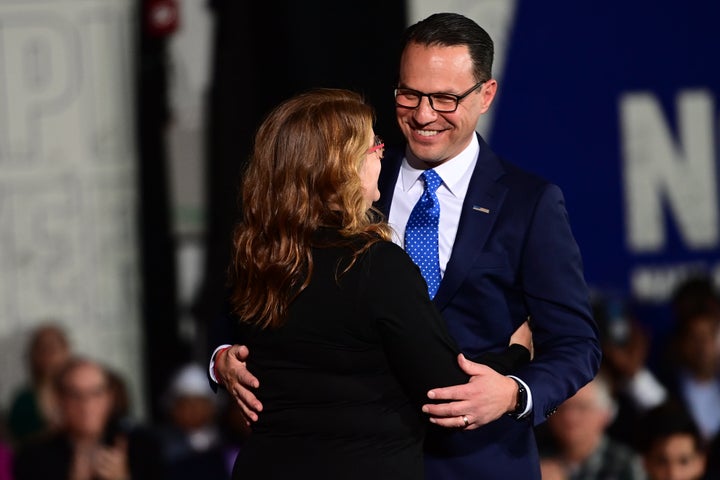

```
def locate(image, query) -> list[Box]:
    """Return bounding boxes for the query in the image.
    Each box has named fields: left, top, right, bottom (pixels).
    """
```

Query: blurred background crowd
left=1, top=0, right=718, bottom=479
left=1, top=273, right=718, bottom=479
left=1, top=323, right=250, bottom=479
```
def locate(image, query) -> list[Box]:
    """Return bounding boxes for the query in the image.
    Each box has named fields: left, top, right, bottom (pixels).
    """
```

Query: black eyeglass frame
left=394, top=80, right=486, bottom=113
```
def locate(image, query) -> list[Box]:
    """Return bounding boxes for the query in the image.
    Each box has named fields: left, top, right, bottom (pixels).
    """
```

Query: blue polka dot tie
left=405, top=169, right=442, bottom=298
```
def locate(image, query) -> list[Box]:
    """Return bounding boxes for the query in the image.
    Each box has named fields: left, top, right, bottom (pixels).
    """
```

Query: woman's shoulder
left=365, top=239, right=409, bottom=261
left=350, top=240, right=429, bottom=309
left=360, top=240, right=420, bottom=279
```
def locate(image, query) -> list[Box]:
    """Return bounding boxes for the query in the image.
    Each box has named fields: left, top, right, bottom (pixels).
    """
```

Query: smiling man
left=373, top=12, right=601, bottom=479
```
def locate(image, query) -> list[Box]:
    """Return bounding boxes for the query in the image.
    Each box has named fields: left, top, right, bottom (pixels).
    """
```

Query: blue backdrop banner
left=489, top=0, right=719, bottom=323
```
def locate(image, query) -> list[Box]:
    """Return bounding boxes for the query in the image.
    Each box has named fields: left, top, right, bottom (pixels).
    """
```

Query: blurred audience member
left=0, top=442, right=11, bottom=480
left=668, top=275, right=720, bottom=372
left=157, top=363, right=228, bottom=480
left=6, top=322, right=71, bottom=445
left=0, top=416, right=12, bottom=480
left=636, top=400, right=707, bottom=480
left=659, top=304, right=720, bottom=444
left=105, top=368, right=133, bottom=430
left=592, top=294, right=667, bottom=445
left=13, top=356, right=164, bottom=480
left=539, top=373, right=646, bottom=480
left=670, top=276, right=720, bottom=326
left=540, top=458, right=569, bottom=480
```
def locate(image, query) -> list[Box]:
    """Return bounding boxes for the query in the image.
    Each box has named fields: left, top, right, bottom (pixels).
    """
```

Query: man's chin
left=406, top=143, right=446, bottom=167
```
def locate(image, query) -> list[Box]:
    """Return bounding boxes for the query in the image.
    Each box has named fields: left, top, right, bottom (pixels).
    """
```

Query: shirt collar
left=399, top=134, right=479, bottom=197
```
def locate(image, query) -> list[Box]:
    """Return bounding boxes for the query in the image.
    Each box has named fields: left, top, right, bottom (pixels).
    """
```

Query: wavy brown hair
left=228, top=88, right=392, bottom=329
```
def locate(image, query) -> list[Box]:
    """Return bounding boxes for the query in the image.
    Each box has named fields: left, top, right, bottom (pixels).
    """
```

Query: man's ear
left=478, top=79, right=498, bottom=114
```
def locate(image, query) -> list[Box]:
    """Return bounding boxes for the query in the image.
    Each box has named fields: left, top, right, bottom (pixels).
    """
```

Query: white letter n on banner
left=620, top=90, right=717, bottom=253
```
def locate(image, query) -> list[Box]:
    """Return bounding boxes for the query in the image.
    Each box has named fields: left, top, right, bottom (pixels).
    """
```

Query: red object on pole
left=145, top=0, right=180, bottom=37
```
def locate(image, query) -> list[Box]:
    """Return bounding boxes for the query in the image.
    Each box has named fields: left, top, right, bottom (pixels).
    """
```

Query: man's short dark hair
left=401, top=12, right=494, bottom=82
left=635, top=400, right=705, bottom=455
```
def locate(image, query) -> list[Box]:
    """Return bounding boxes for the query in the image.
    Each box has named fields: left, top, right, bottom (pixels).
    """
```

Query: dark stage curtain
left=135, top=0, right=188, bottom=421
left=194, top=0, right=408, bottom=355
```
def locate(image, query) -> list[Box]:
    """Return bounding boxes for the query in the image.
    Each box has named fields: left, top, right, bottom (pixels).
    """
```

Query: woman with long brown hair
left=226, top=88, right=528, bottom=479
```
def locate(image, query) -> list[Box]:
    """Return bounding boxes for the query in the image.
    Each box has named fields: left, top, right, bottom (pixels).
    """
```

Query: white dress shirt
left=681, top=373, right=720, bottom=441
left=388, top=135, right=479, bottom=277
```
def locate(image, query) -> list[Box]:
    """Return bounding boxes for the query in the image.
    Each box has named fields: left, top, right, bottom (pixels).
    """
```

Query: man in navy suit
left=369, top=13, right=601, bottom=478
left=210, top=12, right=600, bottom=479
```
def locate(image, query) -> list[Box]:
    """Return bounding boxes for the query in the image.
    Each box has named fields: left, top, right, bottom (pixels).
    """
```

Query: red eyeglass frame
left=367, top=135, right=385, bottom=155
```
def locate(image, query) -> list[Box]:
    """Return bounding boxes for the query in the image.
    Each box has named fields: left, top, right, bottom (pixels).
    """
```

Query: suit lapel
left=433, top=135, right=508, bottom=310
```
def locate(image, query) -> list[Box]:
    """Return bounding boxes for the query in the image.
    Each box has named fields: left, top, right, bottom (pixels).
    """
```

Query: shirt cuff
left=208, top=344, right=232, bottom=384
left=507, top=375, right=533, bottom=418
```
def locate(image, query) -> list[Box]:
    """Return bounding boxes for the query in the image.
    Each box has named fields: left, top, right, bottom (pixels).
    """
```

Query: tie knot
left=421, top=169, right=442, bottom=193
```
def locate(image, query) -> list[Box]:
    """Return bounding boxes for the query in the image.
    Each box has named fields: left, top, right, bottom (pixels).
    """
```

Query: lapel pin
left=473, top=206, right=490, bottom=214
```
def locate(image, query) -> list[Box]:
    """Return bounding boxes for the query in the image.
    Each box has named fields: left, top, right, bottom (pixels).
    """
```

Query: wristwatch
left=509, top=377, right=528, bottom=417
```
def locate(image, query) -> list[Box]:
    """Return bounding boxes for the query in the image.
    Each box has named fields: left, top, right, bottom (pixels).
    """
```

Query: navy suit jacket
left=375, top=134, right=601, bottom=479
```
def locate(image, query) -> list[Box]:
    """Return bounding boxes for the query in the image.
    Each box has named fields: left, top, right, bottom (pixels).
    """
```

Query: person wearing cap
left=157, top=363, right=229, bottom=480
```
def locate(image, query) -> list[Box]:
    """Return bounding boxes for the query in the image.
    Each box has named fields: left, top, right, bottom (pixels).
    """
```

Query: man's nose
left=412, top=96, right=438, bottom=124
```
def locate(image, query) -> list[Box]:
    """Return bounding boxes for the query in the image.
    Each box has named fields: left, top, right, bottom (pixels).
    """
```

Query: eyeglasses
left=367, top=135, right=385, bottom=159
left=394, top=81, right=486, bottom=113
